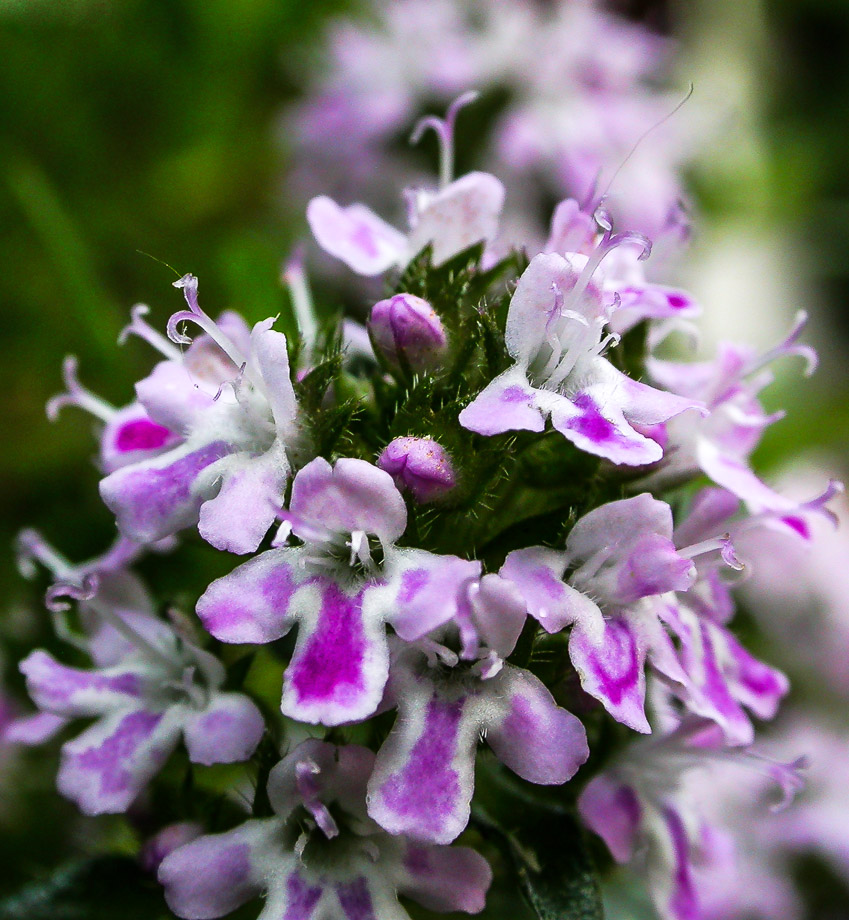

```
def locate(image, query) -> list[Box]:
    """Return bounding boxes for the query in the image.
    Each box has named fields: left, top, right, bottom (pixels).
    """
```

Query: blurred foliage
left=0, top=0, right=353, bottom=596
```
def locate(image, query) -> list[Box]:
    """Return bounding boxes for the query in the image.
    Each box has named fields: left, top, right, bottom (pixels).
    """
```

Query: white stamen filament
left=119, top=304, right=182, bottom=359
left=47, top=356, right=116, bottom=424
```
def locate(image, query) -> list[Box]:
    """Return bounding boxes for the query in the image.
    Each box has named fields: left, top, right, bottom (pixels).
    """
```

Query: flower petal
left=486, top=664, right=588, bottom=785
left=20, top=650, right=146, bottom=717
left=100, top=440, right=231, bottom=543
left=393, top=841, right=492, bottom=914
left=578, top=773, right=642, bottom=863
left=290, top=457, right=407, bottom=543
left=159, top=820, right=279, bottom=920
left=58, top=706, right=183, bottom=814
left=550, top=388, right=663, bottom=466
left=196, top=548, right=304, bottom=644
left=135, top=359, right=217, bottom=434
left=197, top=443, right=289, bottom=555
left=567, top=492, right=674, bottom=560
left=458, top=365, right=546, bottom=436
left=307, top=196, right=406, bottom=276
left=368, top=675, right=481, bottom=844
left=378, top=548, right=481, bottom=642
left=182, top=692, right=265, bottom=766
left=249, top=321, right=298, bottom=441
left=407, top=172, right=504, bottom=266
left=100, top=403, right=179, bottom=473
left=569, top=616, right=650, bottom=733
left=500, top=546, right=603, bottom=637
left=282, top=581, right=390, bottom=726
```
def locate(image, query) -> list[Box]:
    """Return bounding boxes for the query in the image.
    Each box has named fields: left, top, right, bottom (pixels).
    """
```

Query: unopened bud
left=368, top=294, right=447, bottom=372
left=378, top=437, right=456, bottom=504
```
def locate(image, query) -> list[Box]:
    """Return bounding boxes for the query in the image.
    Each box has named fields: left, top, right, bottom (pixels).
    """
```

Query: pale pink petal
left=307, top=196, right=406, bottom=276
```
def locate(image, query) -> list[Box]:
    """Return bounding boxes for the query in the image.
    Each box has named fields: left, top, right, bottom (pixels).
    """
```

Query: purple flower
left=20, top=578, right=263, bottom=815
left=458, top=248, right=704, bottom=465
left=645, top=313, right=828, bottom=515
left=99, top=276, right=299, bottom=554
left=46, top=355, right=180, bottom=474
left=377, top=436, right=456, bottom=503
left=307, top=170, right=504, bottom=276
left=367, top=574, right=589, bottom=844
left=501, top=493, right=697, bottom=732
left=196, top=456, right=479, bottom=725
left=158, top=739, right=492, bottom=920
left=579, top=717, right=806, bottom=920
left=368, top=294, right=448, bottom=372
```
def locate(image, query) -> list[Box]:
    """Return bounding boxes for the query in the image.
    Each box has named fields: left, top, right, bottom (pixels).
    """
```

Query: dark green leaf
left=512, top=809, right=604, bottom=920
left=0, top=857, right=173, bottom=920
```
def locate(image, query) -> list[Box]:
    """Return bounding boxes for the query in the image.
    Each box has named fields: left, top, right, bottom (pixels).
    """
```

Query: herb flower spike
left=13, top=89, right=843, bottom=920
left=459, top=242, right=705, bottom=465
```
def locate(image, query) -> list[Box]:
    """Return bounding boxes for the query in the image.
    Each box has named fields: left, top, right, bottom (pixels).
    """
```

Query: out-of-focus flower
left=20, top=578, right=263, bottom=815
left=158, top=739, right=492, bottom=920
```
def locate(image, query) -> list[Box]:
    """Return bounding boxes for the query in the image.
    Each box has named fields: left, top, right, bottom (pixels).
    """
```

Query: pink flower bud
left=368, top=294, right=447, bottom=372
left=378, top=437, right=456, bottom=504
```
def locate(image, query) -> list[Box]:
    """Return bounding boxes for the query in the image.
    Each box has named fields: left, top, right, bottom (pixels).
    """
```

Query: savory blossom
left=196, top=456, right=479, bottom=725
left=501, top=493, right=697, bottom=731
left=20, top=577, right=263, bottom=815
left=367, top=574, right=589, bottom=843
left=458, top=248, right=703, bottom=465
left=159, top=739, right=492, bottom=920
left=100, top=275, right=299, bottom=554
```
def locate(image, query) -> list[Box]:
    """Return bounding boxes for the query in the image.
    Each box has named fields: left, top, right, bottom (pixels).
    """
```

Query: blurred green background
left=0, top=0, right=848, bottom=906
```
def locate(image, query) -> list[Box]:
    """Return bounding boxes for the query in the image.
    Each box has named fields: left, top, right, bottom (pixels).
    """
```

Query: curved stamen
left=295, top=758, right=340, bottom=840
left=16, top=528, right=75, bottom=581
left=47, top=576, right=180, bottom=673
left=46, top=356, right=115, bottom=423
left=745, top=311, right=818, bottom=379
left=410, top=90, right=479, bottom=189
left=119, top=304, right=182, bottom=359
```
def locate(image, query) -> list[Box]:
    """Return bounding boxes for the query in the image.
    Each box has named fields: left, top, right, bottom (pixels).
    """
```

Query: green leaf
left=474, top=773, right=604, bottom=920
left=0, top=857, right=173, bottom=920
left=512, top=810, right=604, bottom=920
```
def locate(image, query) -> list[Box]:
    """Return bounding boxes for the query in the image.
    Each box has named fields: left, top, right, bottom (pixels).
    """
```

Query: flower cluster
left=289, top=0, right=695, bottom=247
left=11, top=98, right=838, bottom=920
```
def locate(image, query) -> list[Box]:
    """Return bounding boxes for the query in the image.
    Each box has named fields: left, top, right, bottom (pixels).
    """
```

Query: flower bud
left=377, top=436, right=456, bottom=504
left=367, top=294, right=447, bottom=372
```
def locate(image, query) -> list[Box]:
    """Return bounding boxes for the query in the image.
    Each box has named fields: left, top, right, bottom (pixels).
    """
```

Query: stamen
left=410, top=90, right=479, bottom=189
left=16, top=528, right=74, bottom=581
left=745, top=311, right=818, bottom=379
left=46, top=356, right=115, bottom=424
left=295, top=758, right=339, bottom=839
left=118, top=304, right=182, bottom=359
left=46, top=576, right=180, bottom=674
left=419, top=638, right=459, bottom=669
left=678, top=533, right=744, bottom=571
left=283, top=247, right=318, bottom=349
left=169, top=274, right=272, bottom=399
left=168, top=275, right=248, bottom=368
